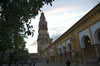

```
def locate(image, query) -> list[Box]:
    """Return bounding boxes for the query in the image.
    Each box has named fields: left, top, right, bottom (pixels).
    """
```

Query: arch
left=84, top=36, right=91, bottom=48
left=49, top=49, right=55, bottom=62
left=67, top=43, right=71, bottom=52
left=63, top=46, right=66, bottom=53
left=90, top=21, right=100, bottom=44
left=58, top=45, right=62, bottom=55
left=66, top=39, right=71, bottom=52
left=62, top=43, right=66, bottom=53
left=94, top=28, right=100, bottom=44
left=81, top=35, right=97, bottom=64
left=62, top=45, right=68, bottom=62
left=79, top=28, right=93, bottom=48
left=58, top=48, right=62, bottom=55
left=80, top=35, right=90, bottom=48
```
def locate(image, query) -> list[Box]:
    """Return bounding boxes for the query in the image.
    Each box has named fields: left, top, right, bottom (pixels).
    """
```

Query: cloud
left=45, top=6, right=79, bottom=15
left=25, top=39, right=37, bottom=53
left=51, top=33, right=61, bottom=42
left=25, top=0, right=100, bottom=53
left=29, top=41, right=37, bottom=46
left=26, top=45, right=37, bottom=53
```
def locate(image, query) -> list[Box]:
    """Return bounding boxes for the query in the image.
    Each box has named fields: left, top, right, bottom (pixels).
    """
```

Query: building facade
left=37, top=12, right=52, bottom=60
left=41, top=3, right=100, bottom=65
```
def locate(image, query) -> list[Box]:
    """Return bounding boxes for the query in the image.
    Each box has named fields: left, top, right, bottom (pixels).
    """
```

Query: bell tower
left=37, top=12, right=52, bottom=54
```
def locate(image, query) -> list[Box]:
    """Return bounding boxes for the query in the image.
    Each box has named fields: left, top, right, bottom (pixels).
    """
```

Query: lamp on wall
left=88, top=40, right=91, bottom=43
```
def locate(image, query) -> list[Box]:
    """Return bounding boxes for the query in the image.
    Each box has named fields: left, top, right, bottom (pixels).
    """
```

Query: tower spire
left=37, top=12, right=52, bottom=54
left=40, top=12, right=46, bottom=22
left=39, top=12, right=47, bottom=30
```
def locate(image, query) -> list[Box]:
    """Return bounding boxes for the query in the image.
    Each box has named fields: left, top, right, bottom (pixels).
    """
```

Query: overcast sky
left=25, top=0, right=100, bottom=53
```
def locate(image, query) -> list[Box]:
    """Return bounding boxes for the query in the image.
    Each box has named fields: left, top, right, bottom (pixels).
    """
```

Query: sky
left=25, top=0, right=100, bottom=53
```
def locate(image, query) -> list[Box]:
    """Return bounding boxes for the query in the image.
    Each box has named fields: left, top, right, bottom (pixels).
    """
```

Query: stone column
left=94, top=44, right=100, bottom=63
left=54, top=46, right=59, bottom=63
left=94, top=45, right=99, bottom=57
left=81, top=49, right=86, bottom=64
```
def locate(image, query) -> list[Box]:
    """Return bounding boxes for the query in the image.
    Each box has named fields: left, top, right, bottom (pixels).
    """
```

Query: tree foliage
left=0, top=0, right=54, bottom=65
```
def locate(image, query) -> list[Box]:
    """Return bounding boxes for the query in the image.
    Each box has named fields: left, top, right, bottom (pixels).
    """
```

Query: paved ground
left=35, top=62, right=66, bottom=66
left=2, top=63, right=66, bottom=66
left=2, top=62, right=100, bottom=66
left=35, top=62, right=100, bottom=66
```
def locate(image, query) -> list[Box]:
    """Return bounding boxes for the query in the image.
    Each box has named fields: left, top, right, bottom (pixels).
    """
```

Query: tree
left=0, top=0, right=54, bottom=66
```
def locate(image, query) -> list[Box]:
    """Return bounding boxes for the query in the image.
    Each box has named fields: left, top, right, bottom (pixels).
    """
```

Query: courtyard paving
left=35, top=62, right=66, bottom=66
left=35, top=62, right=100, bottom=66
left=2, top=62, right=100, bottom=66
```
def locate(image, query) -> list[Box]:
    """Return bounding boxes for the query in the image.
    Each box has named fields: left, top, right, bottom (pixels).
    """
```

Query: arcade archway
left=94, top=28, right=100, bottom=62
left=94, top=28, right=100, bottom=44
left=82, top=36, right=97, bottom=64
